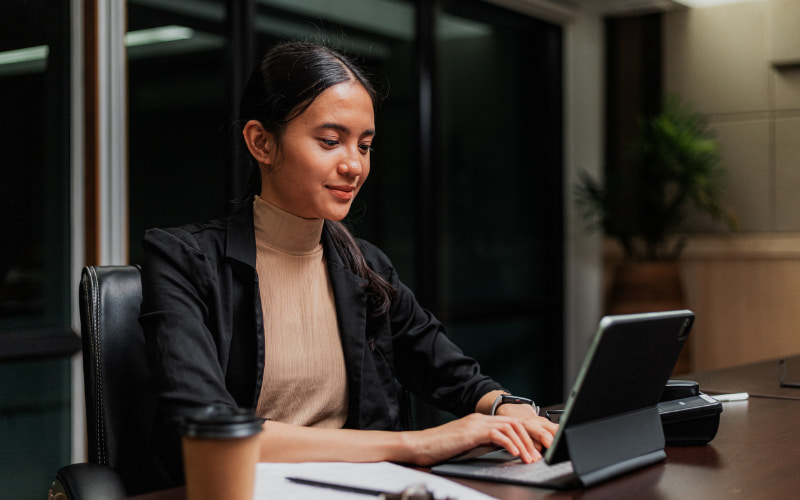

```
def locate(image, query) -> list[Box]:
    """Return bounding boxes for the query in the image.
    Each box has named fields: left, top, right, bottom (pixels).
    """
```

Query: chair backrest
left=79, top=265, right=161, bottom=495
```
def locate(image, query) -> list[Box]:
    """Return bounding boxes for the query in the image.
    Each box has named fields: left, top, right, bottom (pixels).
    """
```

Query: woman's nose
left=338, top=154, right=362, bottom=176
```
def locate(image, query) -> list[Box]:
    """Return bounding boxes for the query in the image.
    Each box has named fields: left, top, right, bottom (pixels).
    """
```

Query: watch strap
left=490, top=394, right=539, bottom=416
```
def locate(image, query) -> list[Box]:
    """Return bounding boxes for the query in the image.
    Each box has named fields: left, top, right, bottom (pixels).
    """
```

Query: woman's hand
left=473, top=390, right=559, bottom=455
left=494, top=403, right=559, bottom=454
left=403, top=413, right=545, bottom=467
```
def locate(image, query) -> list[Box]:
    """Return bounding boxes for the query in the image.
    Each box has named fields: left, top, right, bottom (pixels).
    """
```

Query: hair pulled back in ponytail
left=239, top=41, right=395, bottom=316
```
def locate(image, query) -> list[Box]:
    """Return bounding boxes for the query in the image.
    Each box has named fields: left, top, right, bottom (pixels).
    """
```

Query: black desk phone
left=658, top=380, right=722, bottom=445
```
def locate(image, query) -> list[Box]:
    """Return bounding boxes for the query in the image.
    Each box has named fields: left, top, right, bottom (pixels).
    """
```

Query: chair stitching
left=88, top=267, right=107, bottom=465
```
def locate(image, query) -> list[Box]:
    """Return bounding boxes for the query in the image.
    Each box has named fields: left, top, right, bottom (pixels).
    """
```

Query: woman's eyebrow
left=317, top=122, right=375, bottom=137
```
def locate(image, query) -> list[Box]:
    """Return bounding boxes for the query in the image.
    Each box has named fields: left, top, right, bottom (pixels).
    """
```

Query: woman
left=140, top=41, right=557, bottom=486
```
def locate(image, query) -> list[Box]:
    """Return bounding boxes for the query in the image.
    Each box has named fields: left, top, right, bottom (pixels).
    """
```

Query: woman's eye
left=358, top=144, right=374, bottom=153
left=321, top=139, right=339, bottom=147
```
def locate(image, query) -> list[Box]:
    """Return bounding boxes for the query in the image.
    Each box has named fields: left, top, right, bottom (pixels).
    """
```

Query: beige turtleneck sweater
left=253, top=196, right=348, bottom=428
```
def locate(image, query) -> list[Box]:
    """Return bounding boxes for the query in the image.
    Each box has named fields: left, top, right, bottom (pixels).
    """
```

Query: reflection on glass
left=0, top=45, right=49, bottom=74
left=0, top=0, right=70, bottom=325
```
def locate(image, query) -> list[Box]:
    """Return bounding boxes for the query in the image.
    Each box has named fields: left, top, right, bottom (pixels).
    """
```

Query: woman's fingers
left=522, top=417, right=559, bottom=450
left=499, top=418, right=539, bottom=463
left=491, top=403, right=559, bottom=454
left=489, top=424, right=532, bottom=462
left=409, top=413, right=558, bottom=466
left=467, top=414, right=540, bottom=463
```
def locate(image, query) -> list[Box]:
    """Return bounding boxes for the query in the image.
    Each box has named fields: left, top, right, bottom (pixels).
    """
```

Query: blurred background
left=2, top=0, right=799, bottom=497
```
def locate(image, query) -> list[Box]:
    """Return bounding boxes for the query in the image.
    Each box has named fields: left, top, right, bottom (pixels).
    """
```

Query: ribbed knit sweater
left=252, top=196, right=348, bottom=428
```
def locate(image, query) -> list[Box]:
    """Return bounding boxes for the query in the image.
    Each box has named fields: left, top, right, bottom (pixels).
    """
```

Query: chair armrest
left=49, top=463, right=127, bottom=500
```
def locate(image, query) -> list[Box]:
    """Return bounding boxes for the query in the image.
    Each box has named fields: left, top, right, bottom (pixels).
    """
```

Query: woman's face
left=259, top=81, right=375, bottom=221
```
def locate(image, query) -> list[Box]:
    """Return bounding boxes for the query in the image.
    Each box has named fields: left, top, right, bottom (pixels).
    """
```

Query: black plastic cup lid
left=180, top=405, right=264, bottom=439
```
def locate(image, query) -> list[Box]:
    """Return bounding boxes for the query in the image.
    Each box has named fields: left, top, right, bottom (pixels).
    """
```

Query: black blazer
left=139, top=203, right=502, bottom=483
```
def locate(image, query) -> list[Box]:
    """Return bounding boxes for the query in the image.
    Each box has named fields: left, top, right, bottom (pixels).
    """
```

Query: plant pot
left=606, top=260, right=691, bottom=374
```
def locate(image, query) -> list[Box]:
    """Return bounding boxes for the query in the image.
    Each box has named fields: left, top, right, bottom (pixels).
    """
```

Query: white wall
left=562, top=4, right=606, bottom=395
left=664, top=0, right=800, bottom=370
left=665, top=0, right=800, bottom=233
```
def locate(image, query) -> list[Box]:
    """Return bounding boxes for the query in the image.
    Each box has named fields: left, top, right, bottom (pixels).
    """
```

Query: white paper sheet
left=253, top=461, right=497, bottom=500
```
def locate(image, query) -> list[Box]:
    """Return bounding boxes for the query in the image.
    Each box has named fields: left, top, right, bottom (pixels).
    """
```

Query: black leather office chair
left=49, top=265, right=163, bottom=499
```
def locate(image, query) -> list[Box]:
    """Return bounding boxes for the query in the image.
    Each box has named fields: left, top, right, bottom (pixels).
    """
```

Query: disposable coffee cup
left=180, top=405, right=264, bottom=500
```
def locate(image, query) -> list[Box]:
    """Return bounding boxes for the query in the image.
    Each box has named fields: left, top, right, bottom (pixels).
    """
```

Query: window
left=438, top=0, right=564, bottom=407
left=0, top=1, right=77, bottom=497
left=128, top=0, right=230, bottom=264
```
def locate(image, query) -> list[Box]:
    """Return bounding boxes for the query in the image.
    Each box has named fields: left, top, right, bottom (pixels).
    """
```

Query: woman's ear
left=242, top=120, right=274, bottom=165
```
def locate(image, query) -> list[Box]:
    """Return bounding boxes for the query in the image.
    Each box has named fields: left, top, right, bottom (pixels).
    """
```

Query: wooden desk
left=689, top=355, right=800, bottom=400
left=130, top=361, right=800, bottom=499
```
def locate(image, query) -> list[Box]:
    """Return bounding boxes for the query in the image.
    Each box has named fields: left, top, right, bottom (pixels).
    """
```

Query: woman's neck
left=253, top=195, right=324, bottom=255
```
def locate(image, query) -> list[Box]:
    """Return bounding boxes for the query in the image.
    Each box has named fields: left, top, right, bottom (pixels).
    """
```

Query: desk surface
left=130, top=359, right=800, bottom=500
left=690, top=355, right=800, bottom=400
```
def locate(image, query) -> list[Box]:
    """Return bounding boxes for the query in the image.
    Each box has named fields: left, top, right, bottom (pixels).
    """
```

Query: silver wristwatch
left=490, top=394, right=539, bottom=416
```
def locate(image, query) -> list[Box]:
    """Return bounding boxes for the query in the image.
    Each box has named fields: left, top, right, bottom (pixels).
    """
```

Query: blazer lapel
left=322, top=225, right=369, bottom=429
left=224, top=204, right=264, bottom=406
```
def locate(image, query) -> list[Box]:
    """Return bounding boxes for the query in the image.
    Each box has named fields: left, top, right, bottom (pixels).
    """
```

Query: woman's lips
left=328, top=185, right=356, bottom=200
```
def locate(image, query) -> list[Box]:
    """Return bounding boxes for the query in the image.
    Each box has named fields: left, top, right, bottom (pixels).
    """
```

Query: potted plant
left=577, top=95, right=738, bottom=372
left=578, top=94, right=738, bottom=262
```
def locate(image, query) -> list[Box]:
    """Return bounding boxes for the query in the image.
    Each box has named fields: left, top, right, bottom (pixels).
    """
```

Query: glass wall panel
left=438, top=0, right=563, bottom=406
left=127, top=0, right=229, bottom=265
left=0, top=1, right=71, bottom=327
left=0, top=360, right=71, bottom=497
left=0, top=1, right=73, bottom=497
